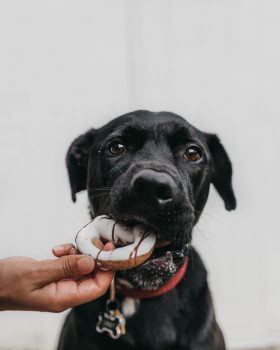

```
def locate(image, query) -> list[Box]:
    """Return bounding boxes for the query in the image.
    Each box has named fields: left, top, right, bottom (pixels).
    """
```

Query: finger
left=69, top=242, right=115, bottom=283
left=92, top=269, right=115, bottom=291
left=65, top=243, right=115, bottom=304
left=58, top=270, right=115, bottom=309
left=104, top=242, right=115, bottom=251
left=91, top=239, right=104, bottom=250
left=52, top=244, right=77, bottom=257
left=53, top=241, right=114, bottom=257
left=91, top=240, right=114, bottom=251
left=35, top=255, right=95, bottom=286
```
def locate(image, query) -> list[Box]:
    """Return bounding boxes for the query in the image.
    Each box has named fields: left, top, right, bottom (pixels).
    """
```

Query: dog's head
left=67, top=111, right=236, bottom=290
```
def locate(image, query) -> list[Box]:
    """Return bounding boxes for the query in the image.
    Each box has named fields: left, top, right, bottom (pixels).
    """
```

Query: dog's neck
left=115, top=258, right=189, bottom=299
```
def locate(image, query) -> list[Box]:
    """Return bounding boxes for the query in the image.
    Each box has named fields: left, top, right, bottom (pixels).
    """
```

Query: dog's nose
left=131, top=169, right=176, bottom=203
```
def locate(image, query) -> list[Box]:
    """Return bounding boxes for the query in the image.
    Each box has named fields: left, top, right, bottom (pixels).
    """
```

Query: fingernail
left=77, top=256, right=94, bottom=273
left=104, top=242, right=115, bottom=250
left=53, top=245, right=63, bottom=252
left=69, top=247, right=76, bottom=255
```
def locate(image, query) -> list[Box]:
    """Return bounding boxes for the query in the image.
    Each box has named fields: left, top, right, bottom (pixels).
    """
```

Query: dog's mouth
left=112, top=217, right=190, bottom=268
left=147, top=237, right=190, bottom=269
left=114, top=218, right=190, bottom=291
left=99, top=213, right=192, bottom=290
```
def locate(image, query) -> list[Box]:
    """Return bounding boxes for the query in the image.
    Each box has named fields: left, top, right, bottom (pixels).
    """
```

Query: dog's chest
left=119, top=296, right=180, bottom=349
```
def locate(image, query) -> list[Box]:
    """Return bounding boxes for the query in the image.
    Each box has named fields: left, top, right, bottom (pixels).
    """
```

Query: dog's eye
left=109, top=142, right=126, bottom=156
left=184, top=146, right=202, bottom=162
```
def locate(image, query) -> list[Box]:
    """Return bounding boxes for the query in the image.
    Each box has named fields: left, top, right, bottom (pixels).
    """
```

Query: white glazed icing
left=75, top=215, right=156, bottom=263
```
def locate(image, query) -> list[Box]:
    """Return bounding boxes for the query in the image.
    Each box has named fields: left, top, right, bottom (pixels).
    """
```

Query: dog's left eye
left=109, top=142, right=126, bottom=156
left=184, top=146, right=202, bottom=162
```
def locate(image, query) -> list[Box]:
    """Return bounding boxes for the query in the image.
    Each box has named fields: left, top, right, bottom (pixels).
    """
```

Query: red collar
left=116, top=258, right=189, bottom=299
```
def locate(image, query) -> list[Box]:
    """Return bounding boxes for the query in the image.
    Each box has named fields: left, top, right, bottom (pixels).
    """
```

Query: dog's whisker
left=105, top=161, right=125, bottom=177
left=87, top=186, right=112, bottom=191
left=194, top=210, right=223, bottom=224
left=87, top=187, right=112, bottom=191
left=193, top=225, right=212, bottom=250
left=89, top=193, right=111, bottom=199
left=87, top=189, right=112, bottom=194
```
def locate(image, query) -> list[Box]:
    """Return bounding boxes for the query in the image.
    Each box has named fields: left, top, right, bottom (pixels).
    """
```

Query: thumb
left=36, top=255, right=95, bottom=285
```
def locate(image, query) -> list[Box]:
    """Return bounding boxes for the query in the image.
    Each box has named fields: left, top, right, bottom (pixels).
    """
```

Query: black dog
left=58, top=110, right=236, bottom=350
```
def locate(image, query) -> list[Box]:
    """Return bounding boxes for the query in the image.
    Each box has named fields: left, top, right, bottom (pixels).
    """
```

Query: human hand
left=0, top=242, right=114, bottom=312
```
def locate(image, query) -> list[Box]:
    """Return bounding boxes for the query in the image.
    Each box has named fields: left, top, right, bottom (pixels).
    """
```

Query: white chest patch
left=121, top=297, right=139, bottom=318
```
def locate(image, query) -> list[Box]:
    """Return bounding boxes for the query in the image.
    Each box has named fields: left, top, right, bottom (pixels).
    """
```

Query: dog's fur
left=58, top=110, right=236, bottom=350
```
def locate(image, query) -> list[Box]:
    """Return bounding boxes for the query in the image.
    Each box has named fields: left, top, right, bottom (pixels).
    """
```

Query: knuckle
left=98, top=286, right=107, bottom=297
left=62, top=256, right=75, bottom=278
left=46, top=294, right=67, bottom=313
left=49, top=302, right=66, bottom=313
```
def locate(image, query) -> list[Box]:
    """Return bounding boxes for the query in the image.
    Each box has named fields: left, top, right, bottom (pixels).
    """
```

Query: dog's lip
left=155, top=239, right=172, bottom=248
left=115, top=217, right=173, bottom=249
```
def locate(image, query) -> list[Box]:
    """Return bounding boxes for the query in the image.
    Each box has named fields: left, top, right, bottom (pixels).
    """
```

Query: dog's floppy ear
left=66, top=129, right=95, bottom=202
left=207, top=134, right=237, bottom=211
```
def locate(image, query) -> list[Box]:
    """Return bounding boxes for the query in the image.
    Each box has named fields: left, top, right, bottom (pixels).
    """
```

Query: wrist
left=0, top=259, right=9, bottom=310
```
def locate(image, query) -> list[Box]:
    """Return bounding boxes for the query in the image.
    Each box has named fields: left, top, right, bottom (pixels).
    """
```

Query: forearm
left=0, top=257, right=39, bottom=311
left=0, top=258, right=18, bottom=311
left=0, top=259, right=7, bottom=310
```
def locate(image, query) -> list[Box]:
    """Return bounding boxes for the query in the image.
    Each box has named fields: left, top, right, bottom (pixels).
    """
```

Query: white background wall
left=0, top=0, right=279, bottom=349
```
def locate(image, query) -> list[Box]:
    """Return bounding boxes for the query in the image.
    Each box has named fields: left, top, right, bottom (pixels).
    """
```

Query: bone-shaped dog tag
left=96, top=300, right=126, bottom=339
left=114, top=308, right=126, bottom=336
